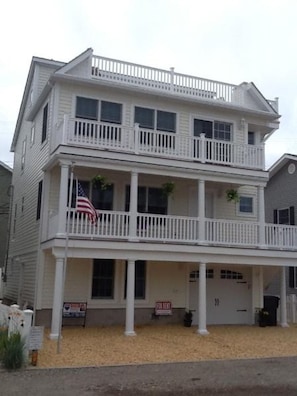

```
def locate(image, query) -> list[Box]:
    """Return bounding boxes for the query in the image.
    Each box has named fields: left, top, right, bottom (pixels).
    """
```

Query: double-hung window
left=92, top=259, right=115, bottom=299
left=135, top=107, right=176, bottom=133
left=193, top=118, right=232, bottom=161
left=41, top=103, right=48, bottom=143
left=75, top=97, right=122, bottom=139
left=135, top=107, right=176, bottom=149
left=124, top=260, right=146, bottom=300
left=125, top=186, right=167, bottom=215
left=193, top=119, right=232, bottom=141
left=273, top=206, right=296, bottom=288
left=69, top=179, right=113, bottom=211
left=36, top=180, right=43, bottom=220
left=239, top=196, right=254, bottom=215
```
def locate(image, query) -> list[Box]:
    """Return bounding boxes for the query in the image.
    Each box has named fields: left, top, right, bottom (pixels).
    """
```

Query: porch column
left=57, top=164, right=69, bottom=237
left=258, top=185, right=265, bottom=247
left=197, top=262, right=209, bottom=335
left=198, top=179, right=205, bottom=243
left=129, top=171, right=138, bottom=241
left=49, top=256, right=64, bottom=339
left=125, top=259, right=136, bottom=336
left=280, top=266, right=289, bottom=327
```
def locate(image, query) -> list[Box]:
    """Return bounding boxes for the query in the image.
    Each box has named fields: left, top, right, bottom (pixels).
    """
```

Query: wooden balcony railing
left=53, top=116, right=265, bottom=170
left=47, top=210, right=297, bottom=251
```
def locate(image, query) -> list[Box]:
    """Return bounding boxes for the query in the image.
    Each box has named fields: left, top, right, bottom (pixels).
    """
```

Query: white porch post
left=57, top=164, right=69, bottom=237
left=197, top=262, right=209, bottom=335
left=198, top=179, right=205, bottom=243
left=280, top=266, right=289, bottom=327
left=258, top=185, right=265, bottom=247
left=125, top=259, right=136, bottom=336
left=49, top=256, right=64, bottom=339
left=129, top=171, right=138, bottom=241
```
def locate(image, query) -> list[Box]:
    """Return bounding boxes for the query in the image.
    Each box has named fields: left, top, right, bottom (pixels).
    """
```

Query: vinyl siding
left=5, top=64, right=54, bottom=305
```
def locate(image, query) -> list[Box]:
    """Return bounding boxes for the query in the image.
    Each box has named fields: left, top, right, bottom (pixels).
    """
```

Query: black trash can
left=264, top=295, right=280, bottom=326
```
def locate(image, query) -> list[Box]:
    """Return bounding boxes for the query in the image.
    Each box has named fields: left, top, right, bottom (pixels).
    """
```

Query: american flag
left=76, top=182, right=98, bottom=225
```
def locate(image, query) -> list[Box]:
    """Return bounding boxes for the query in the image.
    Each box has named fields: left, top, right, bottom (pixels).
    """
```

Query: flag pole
left=57, top=162, right=74, bottom=354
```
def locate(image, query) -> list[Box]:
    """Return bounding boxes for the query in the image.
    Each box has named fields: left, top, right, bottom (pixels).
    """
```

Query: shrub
left=0, top=327, right=8, bottom=361
left=1, top=332, right=25, bottom=370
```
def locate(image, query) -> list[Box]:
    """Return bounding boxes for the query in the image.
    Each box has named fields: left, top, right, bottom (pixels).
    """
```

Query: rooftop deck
left=91, top=55, right=278, bottom=111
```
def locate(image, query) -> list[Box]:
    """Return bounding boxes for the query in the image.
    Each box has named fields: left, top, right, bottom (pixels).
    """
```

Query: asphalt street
left=1, top=356, right=297, bottom=395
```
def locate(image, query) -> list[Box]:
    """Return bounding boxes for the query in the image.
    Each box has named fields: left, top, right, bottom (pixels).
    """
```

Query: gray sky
left=1, top=0, right=296, bottom=169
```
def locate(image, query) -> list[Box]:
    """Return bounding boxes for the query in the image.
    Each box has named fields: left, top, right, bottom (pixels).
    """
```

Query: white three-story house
left=4, top=48, right=294, bottom=339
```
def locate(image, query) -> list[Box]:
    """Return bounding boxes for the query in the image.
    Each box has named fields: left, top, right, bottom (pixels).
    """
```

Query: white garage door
left=189, top=267, right=251, bottom=325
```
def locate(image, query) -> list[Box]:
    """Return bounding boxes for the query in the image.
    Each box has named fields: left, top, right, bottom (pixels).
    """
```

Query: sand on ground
left=35, top=324, right=297, bottom=368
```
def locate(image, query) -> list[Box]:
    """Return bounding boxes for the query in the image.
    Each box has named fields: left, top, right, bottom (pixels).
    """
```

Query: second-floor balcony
left=53, top=117, right=265, bottom=170
left=47, top=210, right=297, bottom=251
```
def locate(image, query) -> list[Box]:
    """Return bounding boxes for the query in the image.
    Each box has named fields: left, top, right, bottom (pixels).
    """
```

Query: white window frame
left=237, top=195, right=255, bottom=217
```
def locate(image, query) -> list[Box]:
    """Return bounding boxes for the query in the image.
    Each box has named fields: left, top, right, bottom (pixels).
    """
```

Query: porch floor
left=37, top=324, right=297, bottom=368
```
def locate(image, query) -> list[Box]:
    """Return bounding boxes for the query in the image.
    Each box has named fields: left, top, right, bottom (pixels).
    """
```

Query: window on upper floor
left=239, top=196, right=253, bottom=215
left=21, top=197, right=25, bottom=214
left=30, top=124, right=35, bottom=146
left=135, top=107, right=176, bottom=133
left=125, top=185, right=167, bottom=215
left=124, top=260, right=146, bottom=300
left=248, top=131, right=255, bottom=145
left=41, top=103, right=48, bottom=143
left=36, top=180, right=43, bottom=220
left=76, top=97, right=98, bottom=120
left=75, top=97, right=122, bottom=124
left=69, top=179, right=113, bottom=210
left=101, top=101, right=122, bottom=124
left=12, top=203, right=17, bottom=235
left=274, top=207, right=294, bottom=225
left=194, top=119, right=232, bottom=141
left=21, top=138, right=26, bottom=171
left=92, top=259, right=115, bottom=299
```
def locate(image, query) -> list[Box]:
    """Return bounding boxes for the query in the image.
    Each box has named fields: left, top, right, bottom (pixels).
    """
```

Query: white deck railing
left=53, top=117, right=265, bottom=170
left=91, top=55, right=235, bottom=103
left=91, top=55, right=278, bottom=111
left=47, top=210, right=297, bottom=251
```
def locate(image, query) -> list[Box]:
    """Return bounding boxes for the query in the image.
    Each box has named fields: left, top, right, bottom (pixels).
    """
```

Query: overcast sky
left=1, top=0, right=296, bottom=169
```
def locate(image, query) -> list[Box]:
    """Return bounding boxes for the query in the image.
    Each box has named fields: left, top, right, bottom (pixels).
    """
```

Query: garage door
left=189, top=267, right=251, bottom=325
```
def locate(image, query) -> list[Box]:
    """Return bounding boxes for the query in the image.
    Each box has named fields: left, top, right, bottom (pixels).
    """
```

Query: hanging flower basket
left=162, top=182, right=175, bottom=197
left=226, top=188, right=240, bottom=203
left=91, top=175, right=110, bottom=190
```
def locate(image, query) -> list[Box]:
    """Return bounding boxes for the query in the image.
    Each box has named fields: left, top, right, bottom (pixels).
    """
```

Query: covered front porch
left=44, top=240, right=292, bottom=339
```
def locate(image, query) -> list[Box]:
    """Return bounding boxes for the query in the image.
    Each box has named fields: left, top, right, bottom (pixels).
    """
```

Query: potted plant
left=183, top=310, right=193, bottom=327
left=258, top=308, right=269, bottom=327
left=226, top=188, right=240, bottom=203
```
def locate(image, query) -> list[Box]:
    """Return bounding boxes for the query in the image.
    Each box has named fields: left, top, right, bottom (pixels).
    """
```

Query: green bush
left=0, top=328, right=8, bottom=361
left=1, top=332, right=25, bottom=370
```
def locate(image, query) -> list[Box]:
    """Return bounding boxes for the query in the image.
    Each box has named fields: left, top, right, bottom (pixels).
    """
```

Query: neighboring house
left=5, top=48, right=294, bottom=339
left=0, top=161, right=12, bottom=298
left=265, top=153, right=297, bottom=297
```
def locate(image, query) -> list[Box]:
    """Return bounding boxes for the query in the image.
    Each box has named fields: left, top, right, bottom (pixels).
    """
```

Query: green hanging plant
left=91, top=175, right=110, bottom=191
left=226, top=188, right=240, bottom=203
left=162, top=181, right=175, bottom=197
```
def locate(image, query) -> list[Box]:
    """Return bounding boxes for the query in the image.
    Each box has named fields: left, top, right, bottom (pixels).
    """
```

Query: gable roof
left=268, top=153, right=297, bottom=178
left=0, top=161, right=13, bottom=173
left=11, top=56, right=65, bottom=151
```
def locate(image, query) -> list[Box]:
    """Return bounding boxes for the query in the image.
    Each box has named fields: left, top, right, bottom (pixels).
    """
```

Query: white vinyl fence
left=287, top=294, right=297, bottom=323
left=0, top=302, right=33, bottom=358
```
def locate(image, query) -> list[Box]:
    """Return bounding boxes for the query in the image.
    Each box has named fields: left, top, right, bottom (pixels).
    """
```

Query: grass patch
left=0, top=330, right=26, bottom=370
